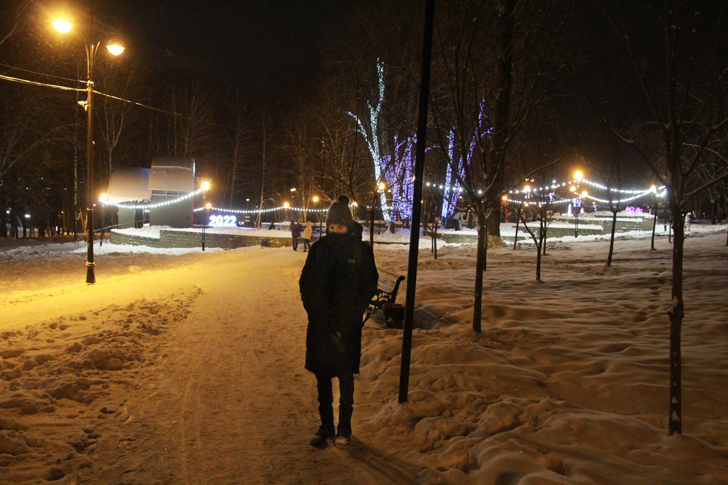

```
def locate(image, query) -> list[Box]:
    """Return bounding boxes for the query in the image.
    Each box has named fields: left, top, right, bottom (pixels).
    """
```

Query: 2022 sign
left=209, top=215, right=237, bottom=226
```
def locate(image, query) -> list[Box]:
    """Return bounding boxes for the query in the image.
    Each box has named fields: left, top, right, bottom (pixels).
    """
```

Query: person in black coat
left=299, top=195, right=379, bottom=447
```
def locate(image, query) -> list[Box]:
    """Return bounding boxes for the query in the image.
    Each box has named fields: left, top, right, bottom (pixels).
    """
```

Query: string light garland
left=427, top=177, right=666, bottom=206
left=193, top=205, right=329, bottom=214
left=101, top=188, right=205, bottom=209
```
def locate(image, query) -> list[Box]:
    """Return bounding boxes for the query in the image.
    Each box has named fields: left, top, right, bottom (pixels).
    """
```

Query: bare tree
left=546, top=0, right=728, bottom=434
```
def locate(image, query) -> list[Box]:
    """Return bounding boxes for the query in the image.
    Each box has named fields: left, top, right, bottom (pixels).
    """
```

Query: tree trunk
left=513, top=203, right=522, bottom=250
left=472, top=204, right=486, bottom=333
left=607, top=209, right=617, bottom=266
left=651, top=208, right=657, bottom=250
left=668, top=215, right=685, bottom=435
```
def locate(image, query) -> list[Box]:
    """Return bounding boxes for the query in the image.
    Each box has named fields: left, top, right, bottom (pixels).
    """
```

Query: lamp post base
left=86, top=262, right=96, bottom=284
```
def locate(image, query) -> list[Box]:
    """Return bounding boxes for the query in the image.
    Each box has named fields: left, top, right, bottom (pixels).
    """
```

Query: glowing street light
left=574, top=171, right=583, bottom=181
left=53, top=9, right=125, bottom=284
left=52, top=18, right=72, bottom=33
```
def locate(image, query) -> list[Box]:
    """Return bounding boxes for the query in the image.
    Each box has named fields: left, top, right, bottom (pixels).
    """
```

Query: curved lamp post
left=53, top=9, right=124, bottom=284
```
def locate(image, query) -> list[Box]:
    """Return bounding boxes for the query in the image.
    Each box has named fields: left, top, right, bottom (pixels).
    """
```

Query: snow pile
left=0, top=287, right=201, bottom=481
left=357, top=231, right=728, bottom=484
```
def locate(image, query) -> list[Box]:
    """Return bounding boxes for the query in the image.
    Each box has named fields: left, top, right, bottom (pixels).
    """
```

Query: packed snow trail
left=0, top=247, right=418, bottom=484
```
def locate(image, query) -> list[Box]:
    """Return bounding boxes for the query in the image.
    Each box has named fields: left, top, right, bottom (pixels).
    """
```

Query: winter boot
left=310, top=424, right=335, bottom=447
left=310, top=405, right=335, bottom=447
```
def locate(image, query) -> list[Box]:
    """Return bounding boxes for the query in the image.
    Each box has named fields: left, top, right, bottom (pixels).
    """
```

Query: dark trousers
left=292, top=236, right=299, bottom=250
left=302, top=239, right=310, bottom=251
left=316, top=373, right=354, bottom=434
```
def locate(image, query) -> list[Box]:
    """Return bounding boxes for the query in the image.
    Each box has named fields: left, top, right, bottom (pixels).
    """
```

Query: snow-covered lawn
left=0, top=225, right=726, bottom=483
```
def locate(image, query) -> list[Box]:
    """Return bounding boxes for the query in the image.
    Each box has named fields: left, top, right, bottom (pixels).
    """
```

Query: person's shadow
left=333, top=438, right=422, bottom=484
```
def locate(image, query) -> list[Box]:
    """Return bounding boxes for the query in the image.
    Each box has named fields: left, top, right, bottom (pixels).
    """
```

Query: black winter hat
left=327, top=196, right=353, bottom=226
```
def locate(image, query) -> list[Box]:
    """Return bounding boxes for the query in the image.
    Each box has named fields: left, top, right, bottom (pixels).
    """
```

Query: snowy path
left=0, top=247, right=417, bottom=484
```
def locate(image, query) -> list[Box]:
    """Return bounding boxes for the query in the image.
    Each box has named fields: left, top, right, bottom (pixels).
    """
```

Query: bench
left=364, top=270, right=405, bottom=324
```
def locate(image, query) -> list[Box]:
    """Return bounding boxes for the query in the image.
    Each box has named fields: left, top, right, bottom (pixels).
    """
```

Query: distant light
left=569, top=185, right=576, bottom=192
left=502, top=195, right=508, bottom=201
left=378, top=182, right=386, bottom=191
left=201, top=181, right=210, bottom=191
left=25, top=214, right=30, bottom=218
left=99, top=193, right=108, bottom=202
left=290, top=187, right=296, bottom=192
left=524, top=185, right=531, bottom=192
left=581, top=190, right=587, bottom=196
left=283, top=202, right=290, bottom=208
left=106, top=44, right=125, bottom=56
left=52, top=18, right=73, bottom=33
left=205, top=202, right=212, bottom=210
left=574, top=171, right=583, bottom=181
left=313, top=196, right=319, bottom=202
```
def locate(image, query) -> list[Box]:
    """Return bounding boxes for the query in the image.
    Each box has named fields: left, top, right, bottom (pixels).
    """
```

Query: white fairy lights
left=193, top=205, right=328, bottom=214
left=100, top=188, right=206, bottom=209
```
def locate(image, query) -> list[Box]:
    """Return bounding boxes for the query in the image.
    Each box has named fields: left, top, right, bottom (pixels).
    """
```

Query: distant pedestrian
left=291, top=218, right=303, bottom=250
left=301, top=220, right=312, bottom=252
left=299, top=195, right=379, bottom=448
left=269, top=222, right=275, bottom=230
left=685, top=212, right=693, bottom=231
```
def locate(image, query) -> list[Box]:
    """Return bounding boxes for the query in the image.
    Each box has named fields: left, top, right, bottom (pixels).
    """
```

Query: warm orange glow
left=283, top=202, right=290, bottom=208
left=99, top=193, right=108, bottom=202
left=581, top=190, right=588, bottom=197
left=312, top=196, right=319, bottom=203
left=524, top=185, right=531, bottom=192
left=201, top=181, right=210, bottom=191
left=52, top=18, right=73, bottom=33
left=106, top=44, right=125, bottom=56
left=205, top=202, right=212, bottom=210
left=502, top=195, right=508, bottom=201
left=569, top=185, right=576, bottom=192
left=574, top=171, right=583, bottom=181
left=378, top=182, right=386, bottom=191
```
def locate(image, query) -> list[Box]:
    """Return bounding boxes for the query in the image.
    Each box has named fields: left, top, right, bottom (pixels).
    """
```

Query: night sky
left=102, top=0, right=363, bottom=95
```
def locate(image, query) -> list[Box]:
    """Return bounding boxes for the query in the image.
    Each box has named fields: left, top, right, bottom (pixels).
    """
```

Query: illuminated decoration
left=348, top=59, right=390, bottom=221
left=194, top=205, right=328, bottom=214
left=441, top=130, right=464, bottom=220
left=52, top=18, right=73, bottom=33
left=625, top=207, right=644, bottom=213
left=102, top=188, right=205, bottom=209
left=209, top=215, right=237, bottom=226
left=381, top=135, right=415, bottom=220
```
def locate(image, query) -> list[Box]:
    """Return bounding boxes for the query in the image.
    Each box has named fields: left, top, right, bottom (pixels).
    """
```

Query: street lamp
left=202, top=202, right=212, bottom=251
left=199, top=181, right=211, bottom=251
left=53, top=9, right=125, bottom=284
left=98, top=193, right=108, bottom=245
left=313, top=196, right=321, bottom=237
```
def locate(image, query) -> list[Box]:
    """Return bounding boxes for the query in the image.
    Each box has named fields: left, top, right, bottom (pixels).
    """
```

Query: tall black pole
left=85, top=2, right=96, bottom=284
left=399, top=0, right=435, bottom=404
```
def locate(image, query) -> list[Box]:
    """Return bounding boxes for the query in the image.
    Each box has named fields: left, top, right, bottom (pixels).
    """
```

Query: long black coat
left=299, top=223, right=378, bottom=376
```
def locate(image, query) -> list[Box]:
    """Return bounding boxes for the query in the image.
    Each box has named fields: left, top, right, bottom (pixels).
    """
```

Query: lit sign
left=209, top=215, right=237, bottom=226
left=625, top=207, right=643, bottom=213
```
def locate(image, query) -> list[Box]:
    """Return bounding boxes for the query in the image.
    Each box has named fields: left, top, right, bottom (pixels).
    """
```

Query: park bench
left=364, top=270, right=405, bottom=325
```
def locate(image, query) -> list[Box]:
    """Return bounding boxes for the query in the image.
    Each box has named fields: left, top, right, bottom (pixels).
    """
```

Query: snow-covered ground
left=0, top=223, right=726, bottom=483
